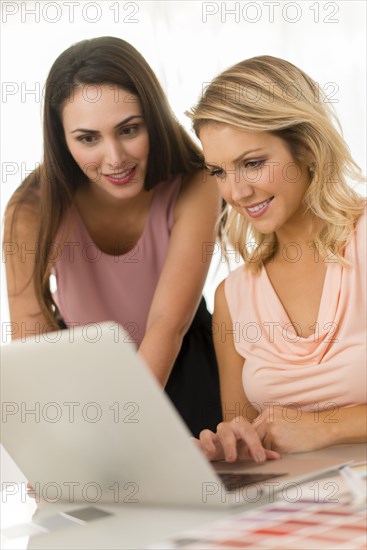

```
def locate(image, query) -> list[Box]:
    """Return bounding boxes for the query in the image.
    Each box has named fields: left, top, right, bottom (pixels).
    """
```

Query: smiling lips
left=245, top=196, right=274, bottom=218
left=103, top=165, right=137, bottom=186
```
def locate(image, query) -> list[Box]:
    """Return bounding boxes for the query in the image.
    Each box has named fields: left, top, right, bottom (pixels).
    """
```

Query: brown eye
left=244, top=160, right=265, bottom=169
left=77, top=135, right=97, bottom=145
left=208, top=169, right=225, bottom=178
left=120, top=125, right=139, bottom=137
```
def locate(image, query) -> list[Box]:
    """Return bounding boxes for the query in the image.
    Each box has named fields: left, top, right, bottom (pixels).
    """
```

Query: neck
left=274, top=211, right=325, bottom=260
left=74, top=183, right=153, bottom=216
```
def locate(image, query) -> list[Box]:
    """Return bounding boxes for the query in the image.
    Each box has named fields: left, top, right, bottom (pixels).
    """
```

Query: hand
left=194, top=416, right=280, bottom=463
left=253, top=405, right=328, bottom=453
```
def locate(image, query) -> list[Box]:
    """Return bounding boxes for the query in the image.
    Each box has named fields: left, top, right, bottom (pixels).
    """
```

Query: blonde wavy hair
left=188, top=55, right=365, bottom=271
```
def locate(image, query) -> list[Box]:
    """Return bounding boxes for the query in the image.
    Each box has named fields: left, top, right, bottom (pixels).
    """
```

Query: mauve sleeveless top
left=52, top=175, right=182, bottom=346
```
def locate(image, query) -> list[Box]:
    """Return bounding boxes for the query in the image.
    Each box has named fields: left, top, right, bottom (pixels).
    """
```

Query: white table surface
left=1, top=443, right=366, bottom=549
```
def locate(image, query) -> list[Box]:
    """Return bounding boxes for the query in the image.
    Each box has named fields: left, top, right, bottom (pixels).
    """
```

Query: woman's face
left=199, top=124, right=311, bottom=236
left=62, top=84, right=150, bottom=201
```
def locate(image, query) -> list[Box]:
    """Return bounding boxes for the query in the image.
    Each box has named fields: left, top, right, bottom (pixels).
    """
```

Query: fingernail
left=226, top=453, right=233, bottom=461
left=255, top=451, right=266, bottom=463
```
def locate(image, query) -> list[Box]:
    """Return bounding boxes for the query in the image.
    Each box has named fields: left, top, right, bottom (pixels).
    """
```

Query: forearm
left=253, top=404, right=367, bottom=453
left=138, top=319, right=186, bottom=386
left=323, top=405, right=367, bottom=446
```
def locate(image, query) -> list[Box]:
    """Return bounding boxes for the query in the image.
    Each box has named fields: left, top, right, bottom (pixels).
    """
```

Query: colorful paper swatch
left=147, top=500, right=366, bottom=549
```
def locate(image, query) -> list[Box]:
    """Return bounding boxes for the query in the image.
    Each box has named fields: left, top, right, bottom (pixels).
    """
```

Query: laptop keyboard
left=218, top=472, right=286, bottom=491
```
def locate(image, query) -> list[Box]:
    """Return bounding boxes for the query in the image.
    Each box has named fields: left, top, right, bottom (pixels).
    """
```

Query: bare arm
left=328, top=405, right=367, bottom=444
left=138, top=170, right=221, bottom=386
left=253, top=403, right=367, bottom=453
left=213, top=280, right=258, bottom=423
left=197, top=280, right=279, bottom=463
left=3, top=201, right=57, bottom=339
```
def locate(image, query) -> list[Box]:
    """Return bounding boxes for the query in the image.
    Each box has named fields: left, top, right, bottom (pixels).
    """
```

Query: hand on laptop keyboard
left=194, top=416, right=280, bottom=463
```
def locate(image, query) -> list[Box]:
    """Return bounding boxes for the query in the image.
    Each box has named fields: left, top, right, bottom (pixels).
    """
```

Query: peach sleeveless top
left=224, top=207, right=367, bottom=413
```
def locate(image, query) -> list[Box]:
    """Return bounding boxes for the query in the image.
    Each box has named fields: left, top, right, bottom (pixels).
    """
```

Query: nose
left=104, top=139, right=127, bottom=169
left=228, top=174, right=255, bottom=205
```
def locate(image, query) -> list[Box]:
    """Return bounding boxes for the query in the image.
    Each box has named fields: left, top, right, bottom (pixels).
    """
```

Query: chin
left=250, top=220, right=277, bottom=235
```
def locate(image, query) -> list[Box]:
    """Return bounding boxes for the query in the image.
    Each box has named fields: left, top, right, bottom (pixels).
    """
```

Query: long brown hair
left=7, top=36, right=203, bottom=325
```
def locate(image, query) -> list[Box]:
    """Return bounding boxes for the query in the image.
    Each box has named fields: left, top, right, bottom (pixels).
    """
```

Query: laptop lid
left=0, top=323, right=349, bottom=508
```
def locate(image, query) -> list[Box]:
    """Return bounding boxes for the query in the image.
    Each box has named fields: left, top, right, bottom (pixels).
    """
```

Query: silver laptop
left=0, top=323, right=349, bottom=508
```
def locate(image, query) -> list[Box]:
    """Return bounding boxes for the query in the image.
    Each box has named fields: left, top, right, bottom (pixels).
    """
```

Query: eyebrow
left=70, top=115, right=143, bottom=134
left=205, top=148, right=265, bottom=168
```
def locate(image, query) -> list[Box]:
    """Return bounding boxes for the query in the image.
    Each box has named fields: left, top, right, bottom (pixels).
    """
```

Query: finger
left=262, top=432, right=273, bottom=451
left=252, top=418, right=268, bottom=443
left=191, top=437, right=202, bottom=449
left=193, top=434, right=218, bottom=459
left=230, top=417, right=267, bottom=463
left=199, top=429, right=216, bottom=452
left=216, top=422, right=239, bottom=462
left=251, top=413, right=263, bottom=425
left=199, top=429, right=223, bottom=460
left=265, top=449, right=281, bottom=460
left=236, top=442, right=280, bottom=461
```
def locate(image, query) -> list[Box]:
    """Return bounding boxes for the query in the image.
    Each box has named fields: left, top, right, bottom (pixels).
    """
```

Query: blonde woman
left=189, top=56, right=366, bottom=462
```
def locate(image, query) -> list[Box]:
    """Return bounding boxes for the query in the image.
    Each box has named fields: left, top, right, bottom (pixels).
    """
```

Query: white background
left=1, top=0, right=366, bottom=342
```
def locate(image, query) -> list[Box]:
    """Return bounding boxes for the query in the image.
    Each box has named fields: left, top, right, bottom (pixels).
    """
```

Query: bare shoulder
left=214, top=279, right=226, bottom=303
left=4, top=193, right=39, bottom=242
left=214, top=279, right=231, bottom=319
left=174, top=169, right=221, bottom=218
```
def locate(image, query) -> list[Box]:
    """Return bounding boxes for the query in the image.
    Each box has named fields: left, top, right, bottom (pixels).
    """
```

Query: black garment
left=165, top=297, right=223, bottom=438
